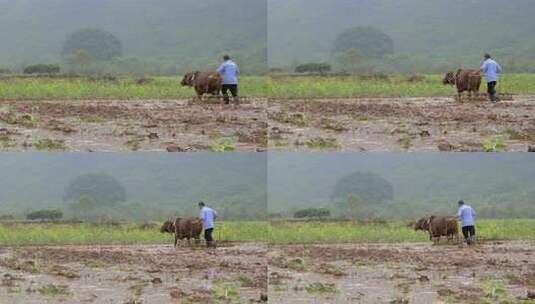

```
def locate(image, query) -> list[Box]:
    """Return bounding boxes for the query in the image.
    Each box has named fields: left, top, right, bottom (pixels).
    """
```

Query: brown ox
left=181, top=71, right=222, bottom=101
left=160, top=217, right=203, bottom=247
left=443, top=69, right=481, bottom=100
left=414, top=216, right=459, bottom=243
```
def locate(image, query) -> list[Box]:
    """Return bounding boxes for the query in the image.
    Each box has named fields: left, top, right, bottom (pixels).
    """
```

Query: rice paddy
left=1, top=219, right=533, bottom=246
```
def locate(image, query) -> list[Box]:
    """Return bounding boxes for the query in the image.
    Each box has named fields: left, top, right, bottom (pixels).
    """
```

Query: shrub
left=26, top=209, right=63, bottom=221
left=23, top=64, right=60, bottom=75
left=294, top=208, right=331, bottom=219
left=0, top=214, right=15, bottom=221
left=295, top=63, right=331, bottom=74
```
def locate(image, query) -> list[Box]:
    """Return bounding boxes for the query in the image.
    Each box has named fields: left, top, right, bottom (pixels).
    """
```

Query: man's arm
left=213, top=210, right=217, bottom=221
left=199, top=210, right=204, bottom=220
left=496, top=63, right=502, bottom=74
left=480, top=62, right=487, bottom=73
left=236, top=65, right=240, bottom=76
left=457, top=208, right=462, bottom=220
left=217, top=63, right=225, bottom=74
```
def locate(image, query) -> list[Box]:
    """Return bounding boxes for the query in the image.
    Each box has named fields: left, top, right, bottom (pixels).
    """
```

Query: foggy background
left=0, top=0, right=267, bottom=75
left=2, top=153, right=534, bottom=222
left=268, top=153, right=535, bottom=220
left=0, top=153, right=266, bottom=221
left=268, top=0, right=535, bottom=73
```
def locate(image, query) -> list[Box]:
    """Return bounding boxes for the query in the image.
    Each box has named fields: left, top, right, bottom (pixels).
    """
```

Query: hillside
left=0, top=0, right=267, bottom=74
left=268, top=153, right=535, bottom=219
left=268, top=0, right=535, bottom=72
left=0, top=153, right=266, bottom=220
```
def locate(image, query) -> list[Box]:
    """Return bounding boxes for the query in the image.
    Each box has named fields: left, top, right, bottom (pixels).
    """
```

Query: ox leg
left=174, top=234, right=178, bottom=248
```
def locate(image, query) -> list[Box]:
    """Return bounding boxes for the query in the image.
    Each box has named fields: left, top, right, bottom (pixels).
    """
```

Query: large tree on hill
left=62, top=28, right=123, bottom=61
left=64, top=173, right=126, bottom=206
left=330, top=171, right=393, bottom=204
left=332, top=26, right=394, bottom=59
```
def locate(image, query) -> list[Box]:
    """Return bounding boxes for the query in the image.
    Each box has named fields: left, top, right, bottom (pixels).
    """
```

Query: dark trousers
left=222, top=84, right=238, bottom=103
left=462, top=225, right=476, bottom=244
left=204, top=228, right=214, bottom=242
left=487, top=81, right=497, bottom=100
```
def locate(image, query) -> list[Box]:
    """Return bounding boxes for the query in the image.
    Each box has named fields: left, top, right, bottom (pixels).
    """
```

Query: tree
left=332, top=26, right=394, bottom=59
left=62, top=28, right=123, bottom=61
left=335, top=48, right=364, bottom=74
left=64, top=173, right=126, bottom=206
left=71, top=195, right=98, bottom=221
left=331, top=172, right=393, bottom=204
left=65, top=49, right=92, bottom=73
left=26, top=209, right=63, bottom=221
left=334, top=196, right=364, bottom=219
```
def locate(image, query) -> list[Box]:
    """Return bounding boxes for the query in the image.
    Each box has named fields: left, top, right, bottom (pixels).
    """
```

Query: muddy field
left=0, top=98, right=267, bottom=152
left=0, top=243, right=267, bottom=303
left=268, top=241, right=535, bottom=304
left=268, top=96, right=535, bottom=152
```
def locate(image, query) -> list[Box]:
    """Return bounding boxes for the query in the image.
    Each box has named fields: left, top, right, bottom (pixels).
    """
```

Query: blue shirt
left=200, top=206, right=217, bottom=230
left=480, top=59, right=502, bottom=82
left=457, top=205, right=476, bottom=227
left=217, top=60, right=239, bottom=85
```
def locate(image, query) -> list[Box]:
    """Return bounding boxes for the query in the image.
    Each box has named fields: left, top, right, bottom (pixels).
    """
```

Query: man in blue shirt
left=217, top=55, right=240, bottom=104
left=457, top=200, right=476, bottom=245
left=480, top=53, right=502, bottom=102
left=199, top=201, right=217, bottom=247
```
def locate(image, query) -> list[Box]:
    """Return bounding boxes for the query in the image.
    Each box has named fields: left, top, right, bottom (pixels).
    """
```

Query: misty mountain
left=268, top=153, right=535, bottom=218
left=268, top=0, right=535, bottom=72
left=0, top=153, right=266, bottom=220
left=0, top=0, right=266, bottom=73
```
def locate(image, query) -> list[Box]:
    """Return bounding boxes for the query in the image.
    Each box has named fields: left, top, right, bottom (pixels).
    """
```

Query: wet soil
left=268, top=96, right=535, bottom=152
left=0, top=98, right=267, bottom=152
left=268, top=241, right=535, bottom=303
left=0, top=243, right=267, bottom=303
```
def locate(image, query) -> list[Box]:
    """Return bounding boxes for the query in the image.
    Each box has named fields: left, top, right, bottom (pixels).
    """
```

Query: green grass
left=482, top=136, right=507, bottom=152
left=34, top=139, right=68, bottom=151
left=214, top=282, right=240, bottom=302
left=210, top=137, right=236, bottom=152
left=2, top=74, right=535, bottom=99
left=2, top=74, right=534, bottom=99
left=38, top=284, right=71, bottom=297
left=268, top=219, right=535, bottom=244
left=0, top=221, right=268, bottom=246
left=1, top=219, right=533, bottom=246
left=268, top=73, right=535, bottom=98
left=305, top=282, right=338, bottom=294
left=0, top=76, right=268, bottom=100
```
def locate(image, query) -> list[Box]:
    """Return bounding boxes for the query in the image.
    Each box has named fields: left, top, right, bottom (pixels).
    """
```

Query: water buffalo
left=414, top=216, right=459, bottom=243
left=413, top=217, right=430, bottom=232
left=160, top=218, right=175, bottom=233
left=443, top=69, right=481, bottom=100
left=181, top=71, right=222, bottom=101
left=160, top=217, right=203, bottom=247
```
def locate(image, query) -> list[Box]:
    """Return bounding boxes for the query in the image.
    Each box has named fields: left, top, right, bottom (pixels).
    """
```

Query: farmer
left=216, top=54, right=240, bottom=104
left=457, top=200, right=476, bottom=245
left=198, top=201, right=217, bottom=248
left=480, top=53, right=502, bottom=102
